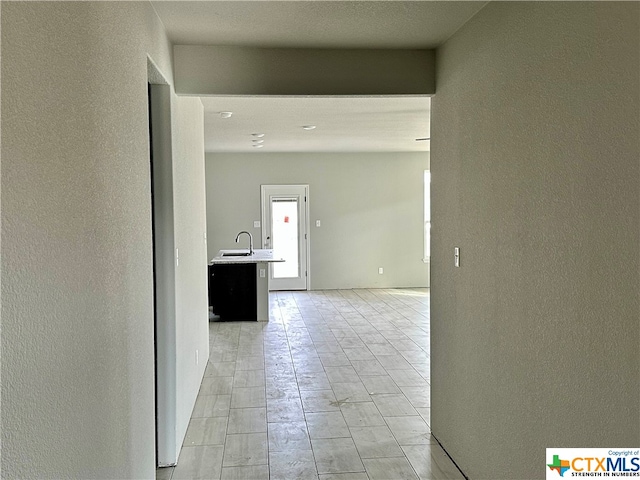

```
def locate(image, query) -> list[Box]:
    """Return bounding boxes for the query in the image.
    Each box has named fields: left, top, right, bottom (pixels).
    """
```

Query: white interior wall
left=1, top=3, right=208, bottom=478
left=206, top=152, right=430, bottom=290
left=431, top=3, right=639, bottom=478
left=172, top=95, right=209, bottom=456
left=149, top=82, right=178, bottom=466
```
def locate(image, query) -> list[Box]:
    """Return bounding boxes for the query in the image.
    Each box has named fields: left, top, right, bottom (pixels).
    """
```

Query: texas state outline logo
left=546, top=448, right=640, bottom=479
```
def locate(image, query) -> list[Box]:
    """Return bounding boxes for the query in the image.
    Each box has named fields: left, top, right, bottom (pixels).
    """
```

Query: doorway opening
left=261, top=185, right=310, bottom=291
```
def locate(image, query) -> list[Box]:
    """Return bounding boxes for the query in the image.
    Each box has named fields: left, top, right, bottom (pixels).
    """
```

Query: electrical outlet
left=260, top=269, right=266, bottom=278
left=378, top=267, right=384, bottom=274
left=254, top=220, right=261, bottom=228
left=316, top=220, right=321, bottom=227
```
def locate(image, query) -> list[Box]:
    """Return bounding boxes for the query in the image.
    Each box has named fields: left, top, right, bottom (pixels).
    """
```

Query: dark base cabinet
left=208, top=264, right=257, bottom=320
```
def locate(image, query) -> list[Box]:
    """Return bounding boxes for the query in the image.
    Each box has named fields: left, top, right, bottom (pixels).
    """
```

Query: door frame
left=148, top=60, right=178, bottom=468
left=261, top=184, right=311, bottom=291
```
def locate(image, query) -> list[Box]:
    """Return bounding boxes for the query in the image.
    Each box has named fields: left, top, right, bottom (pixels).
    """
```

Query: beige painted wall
left=430, top=3, right=639, bottom=479
left=206, top=152, right=429, bottom=289
left=175, top=45, right=435, bottom=96
left=1, top=3, right=208, bottom=478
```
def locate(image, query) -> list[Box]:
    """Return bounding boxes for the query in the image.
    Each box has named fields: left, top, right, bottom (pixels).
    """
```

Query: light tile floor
left=157, top=288, right=465, bottom=480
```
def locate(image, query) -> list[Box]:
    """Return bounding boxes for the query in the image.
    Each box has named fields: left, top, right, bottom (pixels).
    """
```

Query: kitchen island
left=208, top=249, right=284, bottom=321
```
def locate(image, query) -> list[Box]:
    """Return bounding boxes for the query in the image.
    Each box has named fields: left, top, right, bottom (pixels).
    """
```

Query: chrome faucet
left=235, top=231, right=254, bottom=255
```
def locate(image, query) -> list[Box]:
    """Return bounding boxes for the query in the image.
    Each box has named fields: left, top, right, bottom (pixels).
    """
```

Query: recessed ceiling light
left=302, top=125, right=316, bottom=131
left=252, top=139, right=264, bottom=144
left=415, top=137, right=430, bottom=141
left=219, top=111, right=233, bottom=119
left=253, top=144, right=264, bottom=148
left=251, top=133, right=265, bottom=138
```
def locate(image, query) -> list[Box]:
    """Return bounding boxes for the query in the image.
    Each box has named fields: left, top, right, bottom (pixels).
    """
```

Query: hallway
left=158, top=289, right=465, bottom=480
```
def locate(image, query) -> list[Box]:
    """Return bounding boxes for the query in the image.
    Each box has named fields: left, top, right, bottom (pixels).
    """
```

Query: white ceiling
left=151, top=1, right=487, bottom=152
left=202, top=96, right=430, bottom=152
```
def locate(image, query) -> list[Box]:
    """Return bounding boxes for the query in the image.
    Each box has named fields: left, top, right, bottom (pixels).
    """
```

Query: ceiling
left=150, top=1, right=487, bottom=152
left=201, top=96, right=431, bottom=153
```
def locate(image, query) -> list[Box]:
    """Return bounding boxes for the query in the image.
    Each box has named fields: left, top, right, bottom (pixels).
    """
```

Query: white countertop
left=209, top=249, right=285, bottom=265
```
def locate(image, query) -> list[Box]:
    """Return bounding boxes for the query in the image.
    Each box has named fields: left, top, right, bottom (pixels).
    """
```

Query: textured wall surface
left=172, top=95, right=209, bottom=458
left=430, top=3, right=639, bottom=479
left=206, top=152, right=430, bottom=289
left=1, top=3, right=207, bottom=478
left=175, top=45, right=435, bottom=95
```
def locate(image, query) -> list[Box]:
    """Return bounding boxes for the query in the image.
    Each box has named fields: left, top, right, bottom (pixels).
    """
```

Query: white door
left=261, top=185, right=309, bottom=291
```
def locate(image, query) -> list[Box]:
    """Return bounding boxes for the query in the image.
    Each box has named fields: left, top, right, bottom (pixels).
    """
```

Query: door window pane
left=271, top=198, right=299, bottom=278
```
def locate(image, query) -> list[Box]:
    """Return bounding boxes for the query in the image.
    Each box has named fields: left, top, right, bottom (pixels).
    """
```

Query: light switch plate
left=254, top=221, right=261, bottom=228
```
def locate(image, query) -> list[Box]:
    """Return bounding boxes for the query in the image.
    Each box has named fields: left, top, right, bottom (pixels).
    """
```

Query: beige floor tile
left=191, top=394, right=231, bottom=418
left=314, top=341, right=344, bottom=353
left=172, top=445, right=224, bottom=480
left=337, top=338, right=368, bottom=350
left=232, top=369, right=265, bottom=388
left=386, top=369, right=429, bottom=387
left=360, top=376, right=402, bottom=395
left=400, top=386, right=431, bottom=408
left=371, top=394, right=418, bottom=417
left=268, top=421, right=312, bottom=451
left=342, top=347, right=376, bottom=361
left=297, top=371, right=332, bottom=390
left=319, top=351, right=352, bottom=367
left=199, top=376, right=233, bottom=395
left=230, top=386, right=266, bottom=408
left=220, top=464, right=269, bottom=480
left=183, top=417, right=228, bottom=446
left=235, top=355, right=264, bottom=371
left=363, top=457, right=419, bottom=480
left=385, top=416, right=434, bottom=445
left=306, top=411, right=351, bottom=438
left=350, top=359, right=387, bottom=376
left=415, top=407, right=431, bottom=426
left=318, top=473, right=370, bottom=480
left=350, top=426, right=404, bottom=459
left=325, top=366, right=360, bottom=384
left=331, top=382, right=372, bottom=403
left=267, top=397, right=305, bottom=422
left=269, top=449, right=319, bottom=480
left=376, top=355, right=414, bottom=371
left=222, top=433, right=268, bottom=467
left=399, top=350, right=430, bottom=364
left=357, top=332, right=388, bottom=344
left=366, top=343, right=398, bottom=356
left=311, top=437, right=366, bottom=475
left=301, top=389, right=341, bottom=412
left=265, top=382, right=299, bottom=400
left=402, top=445, right=466, bottom=480
left=227, top=407, right=267, bottom=434
left=205, top=361, right=236, bottom=377
left=293, top=359, right=326, bottom=374
left=340, top=402, right=385, bottom=428
left=182, top=289, right=435, bottom=480
left=411, top=363, right=431, bottom=380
